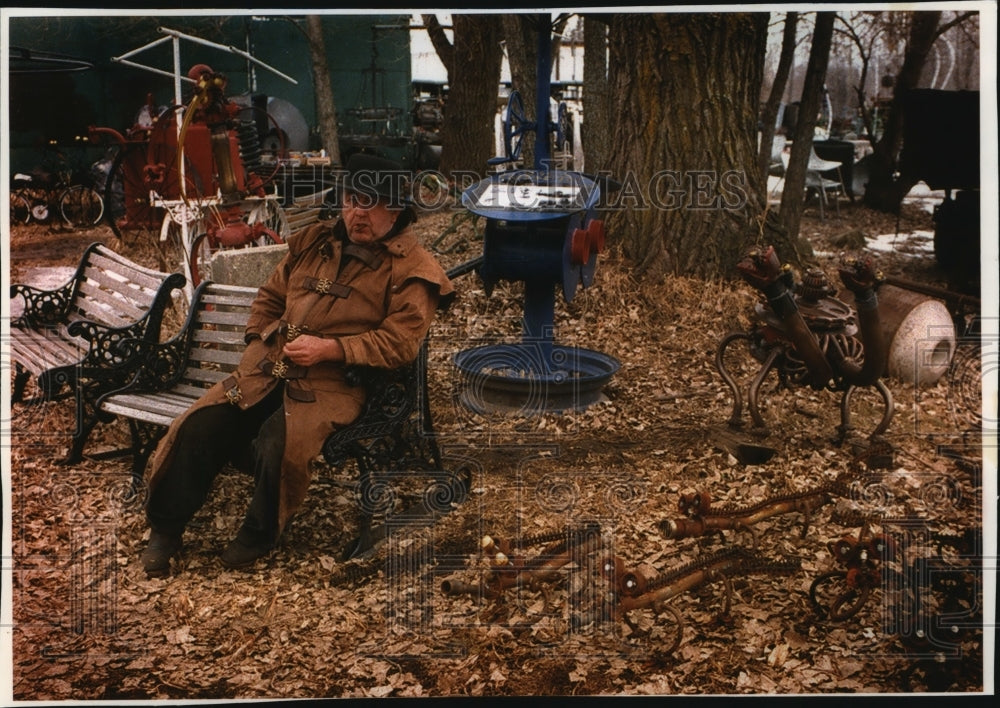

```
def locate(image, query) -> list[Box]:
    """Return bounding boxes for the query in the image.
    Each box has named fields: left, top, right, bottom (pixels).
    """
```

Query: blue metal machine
left=455, top=13, right=619, bottom=414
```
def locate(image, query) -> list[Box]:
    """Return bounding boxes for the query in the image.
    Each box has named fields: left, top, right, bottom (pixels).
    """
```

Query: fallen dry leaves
left=6, top=198, right=986, bottom=698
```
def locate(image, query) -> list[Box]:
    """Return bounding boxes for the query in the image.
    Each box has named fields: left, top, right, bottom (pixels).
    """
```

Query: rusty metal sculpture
left=808, top=520, right=896, bottom=621
left=442, top=523, right=798, bottom=655
left=601, top=547, right=800, bottom=653
left=717, top=245, right=893, bottom=444
left=440, top=522, right=604, bottom=599
left=658, top=479, right=849, bottom=545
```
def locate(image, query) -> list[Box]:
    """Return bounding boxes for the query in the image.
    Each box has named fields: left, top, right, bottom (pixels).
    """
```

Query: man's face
left=341, top=191, right=398, bottom=245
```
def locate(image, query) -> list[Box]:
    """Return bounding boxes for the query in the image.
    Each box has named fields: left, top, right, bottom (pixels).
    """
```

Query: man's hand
left=283, top=334, right=345, bottom=367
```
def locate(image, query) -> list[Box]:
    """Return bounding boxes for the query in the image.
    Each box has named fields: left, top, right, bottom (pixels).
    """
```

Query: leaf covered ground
left=5, top=193, right=988, bottom=699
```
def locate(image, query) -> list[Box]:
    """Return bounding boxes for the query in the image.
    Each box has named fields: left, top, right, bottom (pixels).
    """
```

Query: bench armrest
left=10, top=281, right=77, bottom=328
left=9, top=241, right=105, bottom=327
left=99, top=334, right=196, bottom=395
left=323, top=359, right=422, bottom=466
left=66, top=269, right=186, bottom=369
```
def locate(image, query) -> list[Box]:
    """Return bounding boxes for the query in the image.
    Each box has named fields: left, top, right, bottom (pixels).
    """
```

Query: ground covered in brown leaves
left=6, top=194, right=988, bottom=699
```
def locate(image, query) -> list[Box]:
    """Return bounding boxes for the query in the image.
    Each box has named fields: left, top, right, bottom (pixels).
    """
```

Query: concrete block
left=208, top=244, right=289, bottom=287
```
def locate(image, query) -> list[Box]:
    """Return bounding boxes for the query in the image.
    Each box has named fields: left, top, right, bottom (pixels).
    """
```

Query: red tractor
left=90, top=62, right=288, bottom=296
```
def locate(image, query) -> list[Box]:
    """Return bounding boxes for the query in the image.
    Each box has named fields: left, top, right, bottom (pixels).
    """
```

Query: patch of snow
left=866, top=229, right=936, bottom=254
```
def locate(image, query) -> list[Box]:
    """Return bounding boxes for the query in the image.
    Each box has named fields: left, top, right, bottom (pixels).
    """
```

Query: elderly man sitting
left=140, top=153, right=455, bottom=576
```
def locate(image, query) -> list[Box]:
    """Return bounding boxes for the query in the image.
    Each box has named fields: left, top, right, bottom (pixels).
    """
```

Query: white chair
left=768, top=135, right=787, bottom=175
left=767, top=135, right=787, bottom=200
left=804, top=146, right=845, bottom=219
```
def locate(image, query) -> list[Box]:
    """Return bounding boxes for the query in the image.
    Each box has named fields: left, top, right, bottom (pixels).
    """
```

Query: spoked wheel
left=10, top=190, right=31, bottom=225
left=104, top=142, right=162, bottom=245
left=246, top=196, right=289, bottom=243
left=17, top=186, right=52, bottom=223
left=502, top=91, right=530, bottom=164
left=59, top=185, right=105, bottom=228
left=158, top=213, right=204, bottom=306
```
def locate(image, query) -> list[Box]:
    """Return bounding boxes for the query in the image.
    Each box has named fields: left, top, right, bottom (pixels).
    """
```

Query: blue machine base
left=453, top=342, right=620, bottom=415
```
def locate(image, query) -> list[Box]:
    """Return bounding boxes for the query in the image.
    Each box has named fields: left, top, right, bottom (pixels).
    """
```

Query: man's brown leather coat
left=147, top=218, right=455, bottom=532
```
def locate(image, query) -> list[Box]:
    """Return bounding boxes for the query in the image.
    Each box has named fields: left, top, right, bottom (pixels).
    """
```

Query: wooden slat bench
left=90, top=282, right=258, bottom=485
left=9, top=242, right=186, bottom=460
left=91, top=265, right=477, bottom=558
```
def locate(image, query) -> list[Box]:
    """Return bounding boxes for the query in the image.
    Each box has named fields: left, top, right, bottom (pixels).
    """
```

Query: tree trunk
left=502, top=15, right=538, bottom=168
left=304, top=16, right=341, bottom=165
left=863, top=11, right=943, bottom=213
left=607, top=13, right=798, bottom=280
left=582, top=15, right=611, bottom=174
left=757, top=11, right=798, bottom=184
left=432, top=14, right=504, bottom=180
left=778, top=12, right=836, bottom=245
left=421, top=14, right=454, bottom=71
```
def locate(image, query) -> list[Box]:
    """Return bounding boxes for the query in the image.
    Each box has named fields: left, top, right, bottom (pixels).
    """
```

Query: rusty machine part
left=155, top=64, right=273, bottom=206
left=440, top=522, right=604, bottom=599
left=89, top=58, right=291, bottom=296
left=808, top=520, right=896, bottom=621
left=442, top=526, right=801, bottom=656
left=658, top=480, right=847, bottom=545
left=605, top=547, right=800, bottom=653
left=717, top=245, right=894, bottom=443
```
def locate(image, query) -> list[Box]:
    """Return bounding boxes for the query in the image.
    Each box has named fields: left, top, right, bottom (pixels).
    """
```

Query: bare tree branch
left=933, top=11, right=977, bottom=41
left=421, top=14, right=454, bottom=74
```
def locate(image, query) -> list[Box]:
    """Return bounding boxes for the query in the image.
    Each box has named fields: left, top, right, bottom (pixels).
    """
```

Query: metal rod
left=883, top=275, right=981, bottom=309
left=534, top=13, right=552, bottom=169
left=112, top=57, right=195, bottom=84
left=157, top=26, right=298, bottom=85
left=112, top=34, right=172, bottom=62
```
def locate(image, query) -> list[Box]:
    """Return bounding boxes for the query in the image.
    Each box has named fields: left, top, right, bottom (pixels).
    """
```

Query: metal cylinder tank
left=878, top=284, right=956, bottom=386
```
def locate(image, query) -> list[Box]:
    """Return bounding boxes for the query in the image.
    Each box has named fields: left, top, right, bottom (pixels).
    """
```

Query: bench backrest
left=170, top=282, right=259, bottom=398
left=70, top=243, right=183, bottom=336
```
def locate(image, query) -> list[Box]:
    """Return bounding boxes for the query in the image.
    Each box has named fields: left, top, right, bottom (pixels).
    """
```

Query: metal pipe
left=736, top=247, right=834, bottom=390
left=834, top=257, right=886, bottom=387
left=112, top=34, right=173, bottom=62
left=440, top=578, right=484, bottom=597
left=618, top=566, right=727, bottom=614
left=157, top=26, right=298, bottom=85
left=112, top=57, right=194, bottom=84
left=883, top=275, right=981, bottom=310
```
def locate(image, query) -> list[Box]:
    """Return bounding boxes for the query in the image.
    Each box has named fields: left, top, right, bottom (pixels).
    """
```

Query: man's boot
left=141, top=530, right=183, bottom=577
left=219, top=535, right=274, bottom=569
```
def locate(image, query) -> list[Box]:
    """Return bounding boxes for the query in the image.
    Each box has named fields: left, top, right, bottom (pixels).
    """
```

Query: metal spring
left=641, top=546, right=748, bottom=593
left=640, top=547, right=799, bottom=595
left=236, top=119, right=264, bottom=178
left=515, top=521, right=601, bottom=549
left=703, top=481, right=848, bottom=518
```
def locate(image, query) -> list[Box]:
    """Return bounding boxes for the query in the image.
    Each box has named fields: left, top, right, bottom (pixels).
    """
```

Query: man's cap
left=341, top=153, right=411, bottom=207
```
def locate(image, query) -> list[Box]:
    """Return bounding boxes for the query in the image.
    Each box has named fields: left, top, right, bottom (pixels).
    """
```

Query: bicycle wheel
left=246, top=196, right=289, bottom=243
left=18, top=187, right=52, bottom=223
left=10, top=190, right=31, bottom=225
left=59, top=185, right=105, bottom=228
